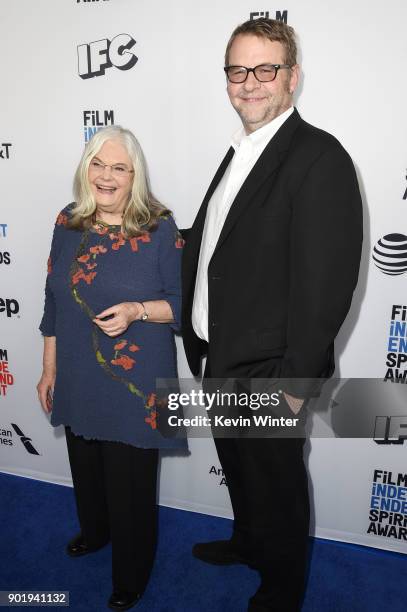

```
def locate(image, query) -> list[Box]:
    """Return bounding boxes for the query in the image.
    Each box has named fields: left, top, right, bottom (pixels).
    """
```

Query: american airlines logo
left=11, top=424, right=40, bottom=455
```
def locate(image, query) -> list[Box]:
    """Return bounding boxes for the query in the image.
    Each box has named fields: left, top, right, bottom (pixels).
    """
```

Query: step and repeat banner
left=1, top=0, right=406, bottom=554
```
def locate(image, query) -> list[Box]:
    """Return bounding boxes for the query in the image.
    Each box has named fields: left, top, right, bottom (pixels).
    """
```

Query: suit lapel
left=211, top=108, right=303, bottom=258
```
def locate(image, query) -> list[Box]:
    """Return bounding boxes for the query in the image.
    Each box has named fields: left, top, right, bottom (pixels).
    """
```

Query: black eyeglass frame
left=224, top=63, right=292, bottom=83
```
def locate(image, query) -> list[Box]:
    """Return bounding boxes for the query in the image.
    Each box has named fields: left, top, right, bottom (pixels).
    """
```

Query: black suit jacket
left=182, top=109, right=362, bottom=397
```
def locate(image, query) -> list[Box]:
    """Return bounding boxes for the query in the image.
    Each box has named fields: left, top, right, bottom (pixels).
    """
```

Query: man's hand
left=283, top=392, right=304, bottom=415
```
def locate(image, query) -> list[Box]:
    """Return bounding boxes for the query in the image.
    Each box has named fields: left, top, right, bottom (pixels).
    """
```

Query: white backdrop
left=1, top=0, right=407, bottom=554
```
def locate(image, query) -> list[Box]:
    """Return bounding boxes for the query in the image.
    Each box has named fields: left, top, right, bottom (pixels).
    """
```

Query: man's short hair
left=225, top=18, right=297, bottom=67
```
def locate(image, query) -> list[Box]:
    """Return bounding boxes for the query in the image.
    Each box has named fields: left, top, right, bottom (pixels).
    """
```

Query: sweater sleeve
left=157, top=215, right=184, bottom=332
left=39, top=210, right=68, bottom=336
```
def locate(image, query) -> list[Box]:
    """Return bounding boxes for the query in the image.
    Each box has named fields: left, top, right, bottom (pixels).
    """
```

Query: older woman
left=37, top=126, right=186, bottom=611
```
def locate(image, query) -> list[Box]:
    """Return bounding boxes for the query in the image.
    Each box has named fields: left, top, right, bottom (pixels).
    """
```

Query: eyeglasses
left=224, top=63, right=292, bottom=84
left=89, top=159, right=134, bottom=178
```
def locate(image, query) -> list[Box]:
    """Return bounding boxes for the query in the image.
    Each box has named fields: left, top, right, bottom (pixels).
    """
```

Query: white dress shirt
left=192, top=107, right=294, bottom=342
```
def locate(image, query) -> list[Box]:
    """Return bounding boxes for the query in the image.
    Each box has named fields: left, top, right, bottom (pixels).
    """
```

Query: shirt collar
left=231, top=106, right=294, bottom=152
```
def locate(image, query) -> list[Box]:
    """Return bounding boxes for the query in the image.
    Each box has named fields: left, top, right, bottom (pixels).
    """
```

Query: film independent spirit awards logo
left=250, top=9, right=288, bottom=22
left=383, top=305, right=407, bottom=386
left=83, top=110, right=115, bottom=142
left=367, top=469, right=407, bottom=541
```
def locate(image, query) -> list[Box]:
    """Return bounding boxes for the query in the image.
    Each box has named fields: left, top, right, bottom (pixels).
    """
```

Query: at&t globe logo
left=372, top=233, right=407, bottom=275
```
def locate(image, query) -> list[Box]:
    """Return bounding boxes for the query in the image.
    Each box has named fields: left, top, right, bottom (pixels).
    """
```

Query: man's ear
left=288, top=64, right=300, bottom=94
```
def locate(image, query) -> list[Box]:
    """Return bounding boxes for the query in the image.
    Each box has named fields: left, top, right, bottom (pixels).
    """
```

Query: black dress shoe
left=108, top=591, right=141, bottom=611
left=248, top=599, right=300, bottom=612
left=248, top=601, right=274, bottom=611
left=247, top=599, right=273, bottom=612
left=192, top=539, right=249, bottom=565
left=66, top=534, right=90, bottom=557
left=249, top=589, right=302, bottom=612
left=248, top=598, right=275, bottom=612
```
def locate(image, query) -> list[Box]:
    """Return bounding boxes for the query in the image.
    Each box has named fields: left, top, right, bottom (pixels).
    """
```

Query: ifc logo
left=77, top=34, right=138, bottom=79
left=372, top=234, right=407, bottom=275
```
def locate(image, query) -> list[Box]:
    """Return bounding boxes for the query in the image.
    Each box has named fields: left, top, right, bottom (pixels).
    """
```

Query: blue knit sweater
left=40, top=206, right=187, bottom=449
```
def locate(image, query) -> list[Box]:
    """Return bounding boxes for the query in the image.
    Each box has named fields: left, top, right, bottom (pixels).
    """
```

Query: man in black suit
left=181, top=18, right=362, bottom=611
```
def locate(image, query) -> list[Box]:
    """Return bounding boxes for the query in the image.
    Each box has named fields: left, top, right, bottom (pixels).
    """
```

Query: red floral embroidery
left=146, top=393, right=157, bottom=407
left=72, top=268, right=97, bottom=285
left=129, top=238, right=138, bottom=252
left=129, top=234, right=151, bottom=252
left=111, top=355, right=136, bottom=370
left=73, top=242, right=109, bottom=287
left=114, top=340, right=128, bottom=351
left=111, top=233, right=126, bottom=251
left=145, top=409, right=157, bottom=429
left=47, top=257, right=52, bottom=274
left=86, top=273, right=97, bottom=284
left=175, top=237, right=184, bottom=249
left=56, top=213, right=68, bottom=226
left=129, top=344, right=140, bottom=352
left=89, top=245, right=108, bottom=255
left=71, top=269, right=84, bottom=284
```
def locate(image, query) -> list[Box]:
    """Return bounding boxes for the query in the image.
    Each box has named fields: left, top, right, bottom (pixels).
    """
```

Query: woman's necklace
left=94, top=219, right=122, bottom=232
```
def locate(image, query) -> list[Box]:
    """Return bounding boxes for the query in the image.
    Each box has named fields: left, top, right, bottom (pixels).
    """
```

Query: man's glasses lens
left=225, top=64, right=280, bottom=83
left=227, top=66, right=251, bottom=82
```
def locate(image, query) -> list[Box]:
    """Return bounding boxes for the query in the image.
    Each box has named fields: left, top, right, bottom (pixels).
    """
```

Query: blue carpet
left=1, top=472, right=406, bottom=611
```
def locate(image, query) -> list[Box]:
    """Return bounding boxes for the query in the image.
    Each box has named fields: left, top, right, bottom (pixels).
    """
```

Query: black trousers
left=65, top=427, right=158, bottom=592
left=214, top=436, right=310, bottom=612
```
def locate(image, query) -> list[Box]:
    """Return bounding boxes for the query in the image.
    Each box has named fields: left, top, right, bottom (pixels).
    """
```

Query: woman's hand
left=93, top=302, right=142, bottom=337
left=37, top=371, right=56, bottom=414
left=38, top=336, right=56, bottom=414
